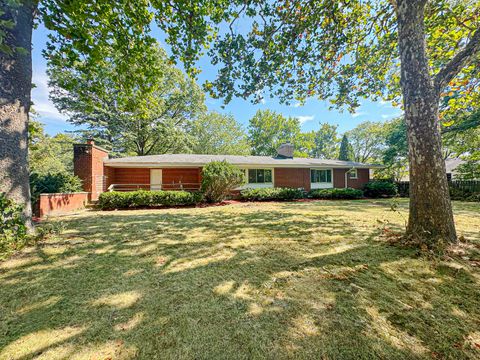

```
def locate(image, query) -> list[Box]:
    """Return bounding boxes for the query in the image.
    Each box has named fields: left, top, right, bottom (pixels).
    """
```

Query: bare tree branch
left=434, top=28, right=480, bottom=93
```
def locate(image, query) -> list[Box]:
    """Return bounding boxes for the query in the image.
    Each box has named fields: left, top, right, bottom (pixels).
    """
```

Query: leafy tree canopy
left=248, top=109, right=301, bottom=156
left=48, top=45, right=206, bottom=156
left=190, top=112, right=250, bottom=155
left=28, top=119, right=77, bottom=175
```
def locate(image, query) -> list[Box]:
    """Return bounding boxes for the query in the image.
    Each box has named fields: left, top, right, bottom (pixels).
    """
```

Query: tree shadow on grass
left=0, top=205, right=479, bottom=359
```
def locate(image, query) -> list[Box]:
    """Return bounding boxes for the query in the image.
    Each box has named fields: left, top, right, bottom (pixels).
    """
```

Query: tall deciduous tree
left=48, top=45, right=205, bottom=156
left=2, top=0, right=480, bottom=245
left=346, top=121, right=389, bottom=163
left=312, top=123, right=339, bottom=159
left=190, top=112, right=250, bottom=155
left=338, top=135, right=354, bottom=161
left=248, top=110, right=301, bottom=156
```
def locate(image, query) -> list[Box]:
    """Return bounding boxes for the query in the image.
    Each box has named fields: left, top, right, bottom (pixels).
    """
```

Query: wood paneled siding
left=162, top=168, right=201, bottom=190
left=274, top=168, right=311, bottom=191
left=332, top=168, right=370, bottom=189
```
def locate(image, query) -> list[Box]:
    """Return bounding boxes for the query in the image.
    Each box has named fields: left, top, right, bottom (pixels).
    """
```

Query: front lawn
left=1, top=199, right=479, bottom=359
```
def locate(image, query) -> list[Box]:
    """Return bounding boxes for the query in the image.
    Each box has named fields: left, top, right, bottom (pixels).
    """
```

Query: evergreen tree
left=338, top=135, right=354, bottom=161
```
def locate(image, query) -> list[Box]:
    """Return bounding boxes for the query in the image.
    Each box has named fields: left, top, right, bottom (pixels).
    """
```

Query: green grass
left=0, top=199, right=479, bottom=359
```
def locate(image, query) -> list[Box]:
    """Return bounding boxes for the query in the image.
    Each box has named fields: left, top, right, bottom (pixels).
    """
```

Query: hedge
left=309, top=188, right=363, bottom=199
left=98, top=190, right=203, bottom=210
left=240, top=187, right=304, bottom=201
left=363, top=181, right=397, bottom=198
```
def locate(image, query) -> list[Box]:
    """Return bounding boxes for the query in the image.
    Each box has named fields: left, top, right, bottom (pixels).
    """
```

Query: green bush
left=30, top=172, right=83, bottom=204
left=240, top=187, right=304, bottom=201
left=363, top=181, right=397, bottom=198
left=449, top=187, right=480, bottom=202
left=0, top=193, right=28, bottom=257
left=201, top=161, right=245, bottom=203
left=309, top=188, right=363, bottom=199
left=97, top=190, right=203, bottom=210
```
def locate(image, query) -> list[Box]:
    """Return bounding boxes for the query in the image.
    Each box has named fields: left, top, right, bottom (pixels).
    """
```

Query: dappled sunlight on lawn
left=0, top=199, right=479, bottom=359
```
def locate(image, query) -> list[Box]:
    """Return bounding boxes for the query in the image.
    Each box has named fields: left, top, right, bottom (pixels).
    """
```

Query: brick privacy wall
left=73, top=143, right=109, bottom=200
left=37, top=192, right=89, bottom=218
left=274, top=168, right=311, bottom=191
left=333, top=168, right=370, bottom=189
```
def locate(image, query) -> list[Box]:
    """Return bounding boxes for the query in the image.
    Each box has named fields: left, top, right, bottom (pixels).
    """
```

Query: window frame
left=349, top=168, right=358, bottom=179
left=244, top=168, right=274, bottom=188
left=310, top=168, right=333, bottom=189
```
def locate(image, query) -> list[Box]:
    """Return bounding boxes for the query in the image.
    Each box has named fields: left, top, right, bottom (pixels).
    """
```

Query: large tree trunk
left=396, top=0, right=457, bottom=244
left=0, top=2, right=36, bottom=229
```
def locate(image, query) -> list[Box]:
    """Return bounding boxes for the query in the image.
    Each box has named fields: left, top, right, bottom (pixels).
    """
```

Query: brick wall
left=73, top=140, right=109, bottom=200
left=333, top=168, right=370, bottom=189
left=274, top=168, right=311, bottom=191
left=37, top=192, right=89, bottom=218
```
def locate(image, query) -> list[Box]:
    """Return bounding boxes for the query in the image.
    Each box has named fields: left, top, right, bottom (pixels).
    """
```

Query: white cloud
left=296, top=115, right=315, bottom=124
left=293, top=102, right=302, bottom=108
left=352, top=111, right=367, bottom=118
left=31, top=69, right=67, bottom=122
left=381, top=113, right=401, bottom=120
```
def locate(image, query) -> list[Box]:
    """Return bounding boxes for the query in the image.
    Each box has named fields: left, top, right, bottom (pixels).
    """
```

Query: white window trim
left=349, top=168, right=358, bottom=179
left=310, top=168, right=333, bottom=189
left=237, top=168, right=274, bottom=189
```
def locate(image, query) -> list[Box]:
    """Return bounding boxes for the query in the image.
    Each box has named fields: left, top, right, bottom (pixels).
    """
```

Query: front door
left=150, top=169, right=162, bottom=190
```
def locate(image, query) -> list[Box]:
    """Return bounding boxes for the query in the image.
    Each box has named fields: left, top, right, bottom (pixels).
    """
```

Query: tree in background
left=190, top=112, right=250, bottom=155
left=338, top=135, right=354, bottom=161
left=49, top=45, right=205, bottom=156
left=312, top=123, right=339, bottom=159
left=28, top=120, right=76, bottom=175
left=248, top=110, right=301, bottom=156
left=380, top=118, right=409, bottom=181
left=346, top=121, right=389, bottom=163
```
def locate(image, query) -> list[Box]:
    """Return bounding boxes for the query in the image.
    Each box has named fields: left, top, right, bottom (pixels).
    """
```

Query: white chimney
left=277, top=143, right=294, bottom=158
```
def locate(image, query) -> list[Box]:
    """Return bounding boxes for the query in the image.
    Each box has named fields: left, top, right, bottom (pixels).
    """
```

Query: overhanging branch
left=434, top=28, right=480, bottom=94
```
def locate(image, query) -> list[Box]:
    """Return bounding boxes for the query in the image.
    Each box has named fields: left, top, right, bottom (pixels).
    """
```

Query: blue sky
left=32, top=24, right=402, bottom=136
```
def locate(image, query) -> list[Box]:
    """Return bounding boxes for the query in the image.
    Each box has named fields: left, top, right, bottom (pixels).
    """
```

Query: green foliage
left=363, top=181, right=397, bottom=198
left=98, top=190, right=203, bottom=210
left=0, top=193, right=27, bottom=257
left=309, top=188, right=363, bottom=200
left=28, top=120, right=77, bottom=175
left=190, top=112, right=250, bottom=155
left=338, top=135, right=354, bottom=161
left=30, top=173, right=83, bottom=205
left=455, top=161, right=480, bottom=180
left=346, top=121, right=390, bottom=163
left=312, top=123, right=340, bottom=159
left=48, top=45, right=205, bottom=156
left=379, top=117, right=409, bottom=181
left=240, top=188, right=304, bottom=201
left=248, top=110, right=301, bottom=156
left=201, top=161, right=245, bottom=203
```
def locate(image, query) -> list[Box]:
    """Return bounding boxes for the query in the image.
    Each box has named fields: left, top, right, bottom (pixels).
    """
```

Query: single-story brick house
left=74, top=141, right=382, bottom=200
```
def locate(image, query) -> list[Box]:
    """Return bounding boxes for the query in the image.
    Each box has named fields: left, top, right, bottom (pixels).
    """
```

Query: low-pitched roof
left=104, top=154, right=382, bottom=169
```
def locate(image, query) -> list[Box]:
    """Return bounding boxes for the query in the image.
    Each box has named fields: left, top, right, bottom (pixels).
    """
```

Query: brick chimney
left=73, top=141, right=109, bottom=201
left=276, top=143, right=294, bottom=159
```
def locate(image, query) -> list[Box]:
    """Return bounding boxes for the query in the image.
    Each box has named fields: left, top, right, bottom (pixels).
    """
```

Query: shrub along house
left=74, top=141, right=381, bottom=200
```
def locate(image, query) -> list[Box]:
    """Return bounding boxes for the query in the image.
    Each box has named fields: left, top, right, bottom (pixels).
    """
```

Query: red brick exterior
left=73, top=141, right=109, bottom=200
left=332, top=168, right=370, bottom=189
left=274, top=168, right=311, bottom=191
left=37, top=192, right=89, bottom=218
left=162, top=168, right=201, bottom=190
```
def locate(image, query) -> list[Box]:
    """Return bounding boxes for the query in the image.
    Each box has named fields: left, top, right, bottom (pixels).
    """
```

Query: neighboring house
left=73, top=141, right=382, bottom=200
left=399, top=158, right=472, bottom=181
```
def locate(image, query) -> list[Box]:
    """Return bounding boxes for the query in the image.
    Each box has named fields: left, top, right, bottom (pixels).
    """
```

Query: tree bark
left=0, top=1, right=36, bottom=229
left=396, top=0, right=457, bottom=244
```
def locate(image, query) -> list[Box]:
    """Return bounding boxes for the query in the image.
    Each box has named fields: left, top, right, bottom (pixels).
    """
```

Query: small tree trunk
left=396, top=0, right=457, bottom=244
left=0, top=2, right=36, bottom=229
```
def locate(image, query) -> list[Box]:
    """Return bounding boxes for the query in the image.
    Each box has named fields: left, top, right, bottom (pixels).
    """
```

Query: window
left=349, top=169, right=358, bottom=179
left=311, top=169, right=332, bottom=183
left=248, top=169, right=272, bottom=183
